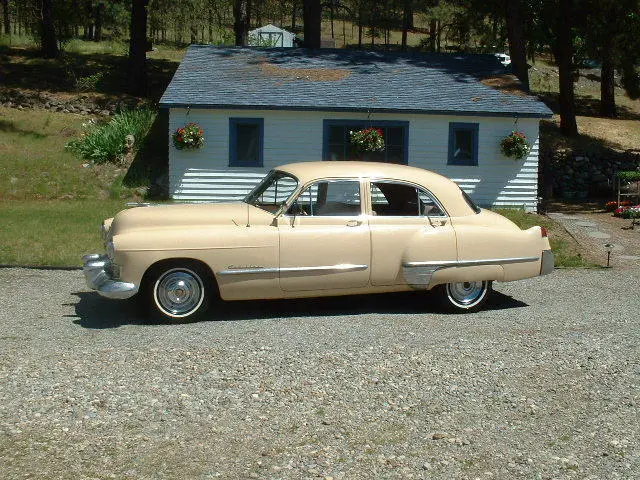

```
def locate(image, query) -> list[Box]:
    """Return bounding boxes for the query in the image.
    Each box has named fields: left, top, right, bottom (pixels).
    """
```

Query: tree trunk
left=129, top=0, right=148, bottom=97
left=555, top=0, right=577, bottom=136
left=190, top=18, right=197, bottom=44
left=506, top=0, right=529, bottom=90
left=358, top=8, right=363, bottom=48
left=291, top=0, right=297, bottom=30
left=401, top=0, right=411, bottom=51
left=84, top=0, right=94, bottom=40
left=2, top=0, right=10, bottom=35
left=600, top=39, right=616, bottom=117
left=255, top=0, right=261, bottom=27
left=208, top=9, right=213, bottom=43
left=94, top=1, right=104, bottom=41
left=234, top=0, right=250, bottom=46
left=303, top=0, right=321, bottom=48
left=429, top=19, right=437, bottom=52
left=41, top=0, right=59, bottom=58
left=330, top=2, right=334, bottom=38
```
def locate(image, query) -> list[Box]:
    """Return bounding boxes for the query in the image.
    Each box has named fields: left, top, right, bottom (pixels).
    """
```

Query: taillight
left=540, top=226, right=548, bottom=237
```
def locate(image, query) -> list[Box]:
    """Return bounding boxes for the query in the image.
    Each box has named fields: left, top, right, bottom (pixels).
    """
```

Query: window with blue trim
left=229, top=118, right=264, bottom=167
left=448, top=122, right=479, bottom=166
left=323, top=120, right=409, bottom=164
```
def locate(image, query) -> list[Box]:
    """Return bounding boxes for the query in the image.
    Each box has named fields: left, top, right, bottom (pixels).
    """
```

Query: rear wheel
left=439, top=280, right=491, bottom=312
left=143, top=261, right=214, bottom=322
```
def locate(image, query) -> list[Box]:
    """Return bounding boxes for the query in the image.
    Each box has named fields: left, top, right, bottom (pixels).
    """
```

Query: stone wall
left=542, top=148, right=640, bottom=199
left=0, top=88, right=141, bottom=116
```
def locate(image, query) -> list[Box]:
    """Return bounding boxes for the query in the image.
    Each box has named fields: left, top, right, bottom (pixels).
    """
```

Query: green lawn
left=0, top=199, right=129, bottom=267
left=0, top=107, right=143, bottom=266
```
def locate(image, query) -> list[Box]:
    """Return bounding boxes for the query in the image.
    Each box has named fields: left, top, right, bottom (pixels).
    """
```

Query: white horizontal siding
left=169, top=109, right=541, bottom=211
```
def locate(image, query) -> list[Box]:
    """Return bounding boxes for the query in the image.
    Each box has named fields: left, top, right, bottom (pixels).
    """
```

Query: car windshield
left=244, top=170, right=299, bottom=213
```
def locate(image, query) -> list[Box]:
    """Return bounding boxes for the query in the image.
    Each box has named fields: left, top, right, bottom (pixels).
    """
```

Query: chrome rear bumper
left=540, top=249, right=554, bottom=275
left=82, top=254, right=139, bottom=299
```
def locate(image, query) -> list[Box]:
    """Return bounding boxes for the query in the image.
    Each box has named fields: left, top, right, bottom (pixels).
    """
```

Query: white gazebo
left=248, top=24, right=296, bottom=48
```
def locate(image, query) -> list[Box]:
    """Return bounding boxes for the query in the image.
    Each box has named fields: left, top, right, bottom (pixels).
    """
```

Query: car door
left=368, top=180, right=457, bottom=286
left=278, top=179, right=371, bottom=292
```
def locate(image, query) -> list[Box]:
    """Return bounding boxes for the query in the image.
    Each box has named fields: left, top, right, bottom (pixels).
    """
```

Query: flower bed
left=605, top=200, right=633, bottom=212
left=614, top=204, right=640, bottom=217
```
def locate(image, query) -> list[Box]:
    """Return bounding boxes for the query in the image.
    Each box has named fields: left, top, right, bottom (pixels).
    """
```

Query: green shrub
left=617, top=170, right=640, bottom=182
left=67, top=108, right=156, bottom=164
left=75, top=71, right=105, bottom=92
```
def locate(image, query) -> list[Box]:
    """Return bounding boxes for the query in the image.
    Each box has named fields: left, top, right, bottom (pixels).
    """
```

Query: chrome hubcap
left=447, top=281, right=486, bottom=307
left=154, top=269, right=204, bottom=317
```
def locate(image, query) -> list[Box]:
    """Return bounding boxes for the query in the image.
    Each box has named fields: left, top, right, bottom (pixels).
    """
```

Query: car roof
left=275, top=161, right=475, bottom=216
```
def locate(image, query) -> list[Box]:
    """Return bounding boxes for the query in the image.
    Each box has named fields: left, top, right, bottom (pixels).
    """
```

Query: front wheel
left=439, top=280, right=492, bottom=312
left=143, top=262, right=214, bottom=322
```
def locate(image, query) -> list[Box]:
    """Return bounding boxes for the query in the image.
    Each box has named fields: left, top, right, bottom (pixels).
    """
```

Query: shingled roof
left=160, top=46, right=553, bottom=118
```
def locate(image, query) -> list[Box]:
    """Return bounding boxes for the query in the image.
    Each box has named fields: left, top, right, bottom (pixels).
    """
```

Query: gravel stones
left=0, top=267, right=638, bottom=479
left=587, top=231, right=611, bottom=239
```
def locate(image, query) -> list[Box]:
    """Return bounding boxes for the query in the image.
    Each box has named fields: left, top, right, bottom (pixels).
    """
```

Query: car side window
left=418, top=189, right=446, bottom=217
left=289, top=180, right=361, bottom=216
left=371, top=182, right=446, bottom=217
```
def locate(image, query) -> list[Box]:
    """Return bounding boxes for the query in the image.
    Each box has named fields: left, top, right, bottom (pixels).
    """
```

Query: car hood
left=109, top=202, right=274, bottom=237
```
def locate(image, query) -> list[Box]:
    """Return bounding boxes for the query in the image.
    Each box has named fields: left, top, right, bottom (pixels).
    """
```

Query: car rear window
left=461, top=188, right=481, bottom=214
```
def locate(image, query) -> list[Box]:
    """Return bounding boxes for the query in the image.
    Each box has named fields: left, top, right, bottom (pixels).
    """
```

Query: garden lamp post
left=604, top=243, right=614, bottom=268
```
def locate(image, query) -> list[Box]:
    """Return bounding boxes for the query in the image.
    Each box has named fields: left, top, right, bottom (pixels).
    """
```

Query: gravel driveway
left=0, top=267, right=638, bottom=479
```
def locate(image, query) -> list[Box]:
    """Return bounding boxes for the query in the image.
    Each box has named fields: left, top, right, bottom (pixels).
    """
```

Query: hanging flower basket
left=350, top=127, right=385, bottom=153
left=172, top=122, right=204, bottom=150
left=500, top=130, right=530, bottom=159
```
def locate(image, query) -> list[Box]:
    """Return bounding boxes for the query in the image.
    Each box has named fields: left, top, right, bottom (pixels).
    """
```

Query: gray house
left=159, top=46, right=552, bottom=211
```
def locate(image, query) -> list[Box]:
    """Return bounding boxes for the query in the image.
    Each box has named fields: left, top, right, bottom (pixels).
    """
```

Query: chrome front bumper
left=82, top=254, right=139, bottom=299
left=540, top=249, right=554, bottom=275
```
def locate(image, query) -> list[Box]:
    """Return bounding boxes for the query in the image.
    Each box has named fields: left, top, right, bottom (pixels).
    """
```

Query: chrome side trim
left=281, top=264, right=368, bottom=274
left=218, top=264, right=368, bottom=276
left=219, top=267, right=279, bottom=276
left=402, top=256, right=539, bottom=289
left=403, top=256, right=539, bottom=268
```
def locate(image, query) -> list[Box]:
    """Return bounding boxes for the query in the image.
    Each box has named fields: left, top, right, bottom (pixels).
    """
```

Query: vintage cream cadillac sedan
left=83, top=162, right=553, bottom=321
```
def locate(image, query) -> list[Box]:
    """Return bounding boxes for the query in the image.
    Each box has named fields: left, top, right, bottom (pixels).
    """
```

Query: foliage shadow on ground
left=70, top=290, right=528, bottom=329
left=0, top=47, right=179, bottom=100
left=123, top=109, right=169, bottom=198
left=0, top=119, right=47, bottom=139
left=536, top=91, right=640, bottom=121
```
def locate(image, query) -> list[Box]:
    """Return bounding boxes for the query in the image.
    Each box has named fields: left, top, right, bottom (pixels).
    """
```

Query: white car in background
left=495, top=53, right=511, bottom=67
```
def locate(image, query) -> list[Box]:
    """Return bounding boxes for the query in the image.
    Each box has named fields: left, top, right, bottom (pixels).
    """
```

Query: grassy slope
left=0, top=106, right=115, bottom=200
left=529, top=58, right=640, bottom=154
left=0, top=107, right=141, bottom=266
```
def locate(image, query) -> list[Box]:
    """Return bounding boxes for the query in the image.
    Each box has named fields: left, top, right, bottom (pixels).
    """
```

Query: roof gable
left=160, top=46, right=552, bottom=118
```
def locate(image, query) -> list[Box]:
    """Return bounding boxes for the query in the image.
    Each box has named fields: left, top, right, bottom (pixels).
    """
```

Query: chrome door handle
left=346, top=220, right=362, bottom=227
